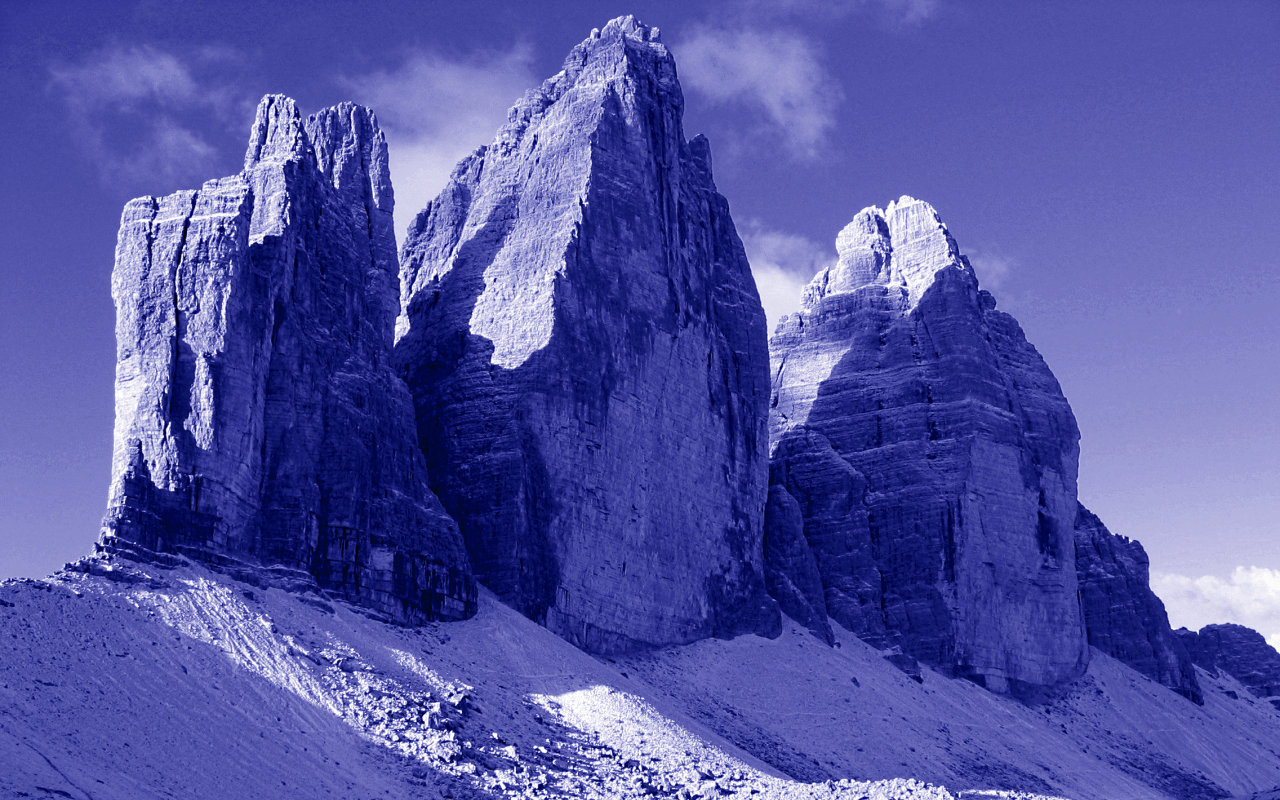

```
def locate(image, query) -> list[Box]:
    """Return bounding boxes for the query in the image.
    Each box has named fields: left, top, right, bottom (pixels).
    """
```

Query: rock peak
left=395, top=20, right=777, bottom=654
left=809, top=196, right=970, bottom=311
left=768, top=197, right=1087, bottom=698
left=244, top=94, right=309, bottom=170
left=103, top=94, right=475, bottom=624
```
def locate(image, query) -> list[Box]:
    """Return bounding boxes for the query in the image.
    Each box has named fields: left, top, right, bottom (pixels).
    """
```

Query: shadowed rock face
left=394, top=16, right=780, bottom=653
left=1178, top=624, right=1280, bottom=709
left=101, top=95, right=476, bottom=624
left=1074, top=505, right=1202, bottom=703
left=767, top=197, right=1088, bottom=699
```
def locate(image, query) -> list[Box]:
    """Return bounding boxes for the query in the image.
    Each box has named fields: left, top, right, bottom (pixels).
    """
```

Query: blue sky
left=1, top=0, right=1277, bottom=642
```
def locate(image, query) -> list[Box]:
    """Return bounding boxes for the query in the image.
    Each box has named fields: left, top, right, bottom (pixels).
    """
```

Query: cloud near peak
left=739, top=221, right=834, bottom=331
left=50, top=45, right=244, bottom=190
left=1153, top=566, right=1280, bottom=650
left=342, top=47, right=537, bottom=241
left=674, top=26, right=842, bottom=161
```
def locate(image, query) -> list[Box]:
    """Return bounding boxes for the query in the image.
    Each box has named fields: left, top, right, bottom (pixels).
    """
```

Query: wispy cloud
left=1153, top=566, right=1280, bottom=650
left=674, top=0, right=939, bottom=161
left=50, top=46, right=241, bottom=189
left=740, top=221, right=834, bottom=331
left=962, top=245, right=1015, bottom=292
left=738, top=0, right=942, bottom=27
left=343, top=48, right=537, bottom=239
left=676, top=27, right=841, bottom=160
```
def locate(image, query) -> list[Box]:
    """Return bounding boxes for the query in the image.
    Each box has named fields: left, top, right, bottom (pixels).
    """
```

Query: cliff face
left=394, top=16, right=779, bottom=653
left=1074, top=505, right=1202, bottom=703
left=767, top=198, right=1088, bottom=698
left=1178, top=624, right=1280, bottom=709
left=102, top=95, right=476, bottom=623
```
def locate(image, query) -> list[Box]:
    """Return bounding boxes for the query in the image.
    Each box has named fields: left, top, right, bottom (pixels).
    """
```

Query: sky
left=1, top=0, right=1277, bottom=644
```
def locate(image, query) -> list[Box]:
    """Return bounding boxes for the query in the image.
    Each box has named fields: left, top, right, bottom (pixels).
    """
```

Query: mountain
left=10, top=16, right=1280, bottom=800
left=100, top=95, right=475, bottom=624
left=1074, top=504, right=1202, bottom=702
left=1178, top=623, right=1280, bottom=710
left=766, top=198, right=1088, bottom=700
left=393, top=16, right=778, bottom=653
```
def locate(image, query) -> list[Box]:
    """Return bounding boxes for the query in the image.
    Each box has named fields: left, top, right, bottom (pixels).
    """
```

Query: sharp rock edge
left=394, top=15, right=779, bottom=654
left=767, top=197, right=1090, bottom=700
left=101, top=93, right=476, bottom=625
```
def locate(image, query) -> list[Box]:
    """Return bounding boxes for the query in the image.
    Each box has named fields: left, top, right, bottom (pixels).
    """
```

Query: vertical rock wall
left=1074, top=505, right=1202, bottom=702
left=395, top=17, right=779, bottom=653
left=102, top=95, right=476, bottom=623
left=767, top=197, right=1088, bottom=698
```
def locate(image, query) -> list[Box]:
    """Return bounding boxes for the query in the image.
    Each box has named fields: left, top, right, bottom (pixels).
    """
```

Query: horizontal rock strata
left=1178, top=623, right=1280, bottom=709
left=1073, top=504, right=1202, bottom=702
left=102, top=95, right=475, bottom=623
left=766, top=197, right=1088, bottom=699
left=395, top=16, right=779, bottom=653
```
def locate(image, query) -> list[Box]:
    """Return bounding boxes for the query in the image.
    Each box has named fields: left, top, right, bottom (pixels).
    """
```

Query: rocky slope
left=6, top=563, right=1280, bottom=800
left=1073, top=504, right=1202, bottom=703
left=101, top=95, right=475, bottom=624
left=1178, top=624, right=1280, bottom=710
left=394, top=16, right=778, bottom=653
left=766, top=198, right=1088, bottom=700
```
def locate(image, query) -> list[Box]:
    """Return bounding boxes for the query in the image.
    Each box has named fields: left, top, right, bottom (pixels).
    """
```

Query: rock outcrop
left=1074, top=505, right=1202, bottom=703
left=101, top=95, right=476, bottom=623
left=394, top=16, right=779, bottom=653
left=766, top=197, right=1088, bottom=699
left=1178, top=624, right=1280, bottom=709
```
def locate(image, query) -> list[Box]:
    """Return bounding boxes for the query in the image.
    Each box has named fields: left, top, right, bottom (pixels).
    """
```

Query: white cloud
left=343, top=48, right=537, bottom=240
left=1153, top=566, right=1280, bottom=650
left=867, top=0, right=942, bottom=26
left=50, top=46, right=237, bottom=187
left=962, top=245, right=1015, bottom=292
left=739, top=221, right=834, bottom=331
left=737, top=0, right=941, bottom=27
left=675, top=27, right=841, bottom=160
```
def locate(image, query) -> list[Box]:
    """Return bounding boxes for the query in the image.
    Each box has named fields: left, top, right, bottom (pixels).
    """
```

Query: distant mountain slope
left=4, top=562, right=1280, bottom=799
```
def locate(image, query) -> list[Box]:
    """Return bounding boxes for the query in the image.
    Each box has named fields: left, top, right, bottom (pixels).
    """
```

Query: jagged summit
left=101, top=94, right=475, bottom=624
left=802, top=196, right=974, bottom=312
left=767, top=199, right=1088, bottom=699
left=397, top=14, right=684, bottom=370
left=394, top=19, right=778, bottom=653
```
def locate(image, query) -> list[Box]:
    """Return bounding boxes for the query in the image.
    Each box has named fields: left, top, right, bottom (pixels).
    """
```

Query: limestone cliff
left=1178, top=624, right=1280, bottom=710
left=1074, top=505, right=1201, bottom=703
left=395, top=17, right=779, bottom=653
left=767, top=197, right=1088, bottom=698
left=102, top=95, right=476, bottom=623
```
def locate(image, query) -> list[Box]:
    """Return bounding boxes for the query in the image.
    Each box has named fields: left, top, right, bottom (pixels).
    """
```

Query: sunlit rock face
left=767, top=197, right=1088, bottom=698
left=1178, top=624, right=1280, bottom=709
left=1074, top=505, right=1202, bottom=703
left=394, top=17, right=779, bottom=654
left=102, top=95, right=476, bottom=623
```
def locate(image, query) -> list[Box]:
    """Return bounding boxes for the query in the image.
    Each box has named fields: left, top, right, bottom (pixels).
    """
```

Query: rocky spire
left=101, top=94, right=475, bottom=623
left=767, top=199, right=1088, bottom=700
left=1074, top=505, right=1202, bottom=703
left=395, top=17, right=780, bottom=653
